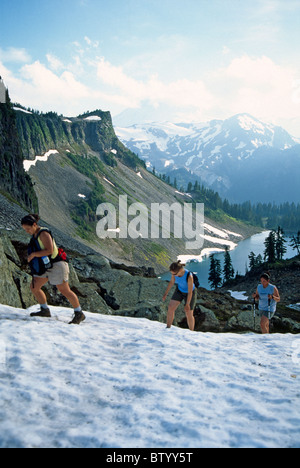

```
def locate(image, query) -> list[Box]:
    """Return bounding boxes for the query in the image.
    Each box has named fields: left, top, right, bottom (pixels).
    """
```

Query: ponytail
left=170, top=260, right=185, bottom=274
left=260, top=271, right=271, bottom=281
left=21, top=214, right=40, bottom=226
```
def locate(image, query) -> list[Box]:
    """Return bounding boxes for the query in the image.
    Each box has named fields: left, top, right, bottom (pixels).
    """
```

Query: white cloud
left=46, top=54, right=64, bottom=72
left=84, top=36, right=99, bottom=48
left=0, top=47, right=31, bottom=63
left=215, top=55, right=300, bottom=123
left=96, top=57, right=216, bottom=115
left=95, top=54, right=300, bottom=133
left=21, top=61, right=90, bottom=98
left=0, top=59, right=92, bottom=114
left=1, top=45, right=299, bottom=136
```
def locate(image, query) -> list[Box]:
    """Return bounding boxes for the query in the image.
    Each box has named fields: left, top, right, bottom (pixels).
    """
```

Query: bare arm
left=270, top=287, right=280, bottom=303
left=163, top=275, right=175, bottom=301
left=27, top=231, right=53, bottom=262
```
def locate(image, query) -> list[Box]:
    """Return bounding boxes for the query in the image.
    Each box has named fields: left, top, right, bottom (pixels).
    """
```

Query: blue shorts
left=259, top=310, right=275, bottom=320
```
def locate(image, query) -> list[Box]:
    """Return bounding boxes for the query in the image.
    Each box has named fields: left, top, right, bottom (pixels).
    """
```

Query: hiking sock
left=40, top=303, right=49, bottom=310
left=74, top=306, right=82, bottom=313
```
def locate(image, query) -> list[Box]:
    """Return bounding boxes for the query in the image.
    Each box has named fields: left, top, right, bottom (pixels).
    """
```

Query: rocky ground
left=0, top=231, right=299, bottom=334
left=0, top=193, right=299, bottom=334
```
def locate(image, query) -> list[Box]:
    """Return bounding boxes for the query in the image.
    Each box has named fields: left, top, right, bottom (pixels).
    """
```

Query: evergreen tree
left=208, top=254, right=222, bottom=289
left=248, top=251, right=263, bottom=270
left=248, top=251, right=256, bottom=270
left=290, top=231, right=300, bottom=255
left=264, top=231, right=276, bottom=263
left=223, top=246, right=235, bottom=283
left=275, top=226, right=287, bottom=260
left=187, top=182, right=193, bottom=193
left=256, top=254, right=263, bottom=266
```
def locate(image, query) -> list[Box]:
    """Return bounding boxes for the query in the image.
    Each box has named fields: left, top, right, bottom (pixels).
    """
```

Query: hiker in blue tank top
left=253, top=272, right=280, bottom=334
left=163, top=261, right=197, bottom=331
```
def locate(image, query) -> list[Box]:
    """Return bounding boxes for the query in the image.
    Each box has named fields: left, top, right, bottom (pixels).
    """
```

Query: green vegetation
left=155, top=173, right=300, bottom=232
left=15, top=107, right=144, bottom=170
left=66, top=152, right=106, bottom=239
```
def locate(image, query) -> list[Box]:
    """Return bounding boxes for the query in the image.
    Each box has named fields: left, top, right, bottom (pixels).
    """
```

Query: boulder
left=196, top=305, right=221, bottom=332
left=226, top=309, right=260, bottom=332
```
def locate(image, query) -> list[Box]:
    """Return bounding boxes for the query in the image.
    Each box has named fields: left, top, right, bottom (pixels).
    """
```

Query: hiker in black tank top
left=21, top=214, right=85, bottom=325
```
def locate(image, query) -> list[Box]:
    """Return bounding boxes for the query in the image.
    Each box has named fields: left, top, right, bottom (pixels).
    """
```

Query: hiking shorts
left=34, top=261, right=69, bottom=286
left=171, top=287, right=197, bottom=310
left=259, top=309, right=276, bottom=320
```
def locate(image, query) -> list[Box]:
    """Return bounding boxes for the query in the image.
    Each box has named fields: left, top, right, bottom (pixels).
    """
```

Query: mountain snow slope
left=1, top=304, right=300, bottom=448
left=116, top=114, right=300, bottom=203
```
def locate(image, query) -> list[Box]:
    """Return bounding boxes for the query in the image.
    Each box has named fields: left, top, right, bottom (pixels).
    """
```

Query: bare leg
left=260, top=315, right=270, bottom=334
left=185, top=308, right=195, bottom=331
left=56, top=282, right=80, bottom=309
left=167, top=300, right=181, bottom=328
left=30, top=277, right=49, bottom=304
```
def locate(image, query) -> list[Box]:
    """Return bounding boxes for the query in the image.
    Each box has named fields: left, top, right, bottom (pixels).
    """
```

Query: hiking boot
left=30, top=307, right=51, bottom=318
left=69, top=311, right=86, bottom=325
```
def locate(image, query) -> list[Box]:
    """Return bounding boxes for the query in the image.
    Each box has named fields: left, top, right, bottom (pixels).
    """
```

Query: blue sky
left=1, top=0, right=300, bottom=135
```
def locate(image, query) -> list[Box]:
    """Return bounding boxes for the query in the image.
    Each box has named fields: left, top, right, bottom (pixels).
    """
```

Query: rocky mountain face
left=0, top=100, right=37, bottom=211
left=15, top=108, right=141, bottom=169
left=116, top=114, right=300, bottom=203
left=11, top=106, right=255, bottom=273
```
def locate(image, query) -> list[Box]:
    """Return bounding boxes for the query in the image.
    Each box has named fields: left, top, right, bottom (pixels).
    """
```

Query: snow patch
left=83, top=116, right=102, bottom=121
left=103, top=177, right=115, bottom=187
left=23, top=150, right=59, bottom=172
left=13, top=107, right=32, bottom=115
left=228, top=290, right=248, bottom=301
left=238, top=115, right=266, bottom=134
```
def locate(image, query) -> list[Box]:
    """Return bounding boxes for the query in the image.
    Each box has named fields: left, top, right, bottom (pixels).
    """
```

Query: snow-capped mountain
left=116, top=114, right=300, bottom=203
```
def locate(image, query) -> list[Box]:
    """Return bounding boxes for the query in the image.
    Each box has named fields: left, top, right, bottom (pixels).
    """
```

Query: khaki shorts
left=34, top=261, right=69, bottom=286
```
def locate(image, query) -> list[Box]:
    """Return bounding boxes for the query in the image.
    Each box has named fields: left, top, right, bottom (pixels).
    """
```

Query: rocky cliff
left=15, top=108, right=141, bottom=169
left=0, top=99, right=37, bottom=211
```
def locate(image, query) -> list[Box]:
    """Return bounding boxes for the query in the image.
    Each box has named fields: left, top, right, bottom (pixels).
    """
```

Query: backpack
left=186, top=271, right=200, bottom=289
left=28, top=228, right=68, bottom=276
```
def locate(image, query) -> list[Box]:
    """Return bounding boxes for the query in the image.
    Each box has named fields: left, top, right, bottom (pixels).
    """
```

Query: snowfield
left=0, top=304, right=300, bottom=448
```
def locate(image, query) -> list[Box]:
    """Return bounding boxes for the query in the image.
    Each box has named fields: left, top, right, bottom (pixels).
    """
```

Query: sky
left=0, top=0, right=300, bottom=135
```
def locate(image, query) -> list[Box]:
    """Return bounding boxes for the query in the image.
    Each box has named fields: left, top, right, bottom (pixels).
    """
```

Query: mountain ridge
left=8, top=104, right=257, bottom=272
left=116, top=113, right=300, bottom=203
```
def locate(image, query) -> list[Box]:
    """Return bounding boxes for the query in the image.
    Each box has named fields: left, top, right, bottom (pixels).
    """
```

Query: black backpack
left=28, top=229, right=51, bottom=276
left=186, top=271, right=200, bottom=289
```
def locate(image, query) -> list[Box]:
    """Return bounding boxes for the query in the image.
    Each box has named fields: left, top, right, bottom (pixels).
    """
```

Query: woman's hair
left=21, top=213, right=40, bottom=226
left=169, top=260, right=185, bottom=274
left=260, top=271, right=271, bottom=281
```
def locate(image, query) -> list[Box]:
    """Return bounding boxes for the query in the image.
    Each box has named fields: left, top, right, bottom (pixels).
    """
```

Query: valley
left=12, top=106, right=257, bottom=273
